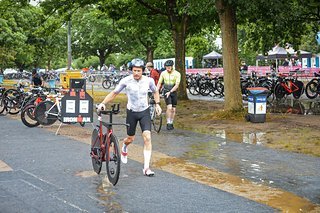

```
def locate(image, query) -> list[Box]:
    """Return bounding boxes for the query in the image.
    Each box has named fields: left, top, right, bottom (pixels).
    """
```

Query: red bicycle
left=274, top=73, right=304, bottom=100
left=90, top=103, right=129, bottom=186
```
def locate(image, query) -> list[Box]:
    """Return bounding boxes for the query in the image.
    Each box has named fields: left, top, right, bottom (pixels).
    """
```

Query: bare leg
left=170, top=107, right=176, bottom=123
left=142, top=130, right=152, bottom=169
left=122, top=135, right=134, bottom=152
left=166, top=104, right=173, bottom=124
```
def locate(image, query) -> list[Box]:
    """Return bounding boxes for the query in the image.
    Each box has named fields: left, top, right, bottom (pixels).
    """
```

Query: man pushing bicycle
left=98, top=58, right=162, bottom=176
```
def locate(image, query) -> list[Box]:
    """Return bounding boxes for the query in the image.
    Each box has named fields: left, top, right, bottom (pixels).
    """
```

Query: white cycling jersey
left=114, top=75, right=157, bottom=112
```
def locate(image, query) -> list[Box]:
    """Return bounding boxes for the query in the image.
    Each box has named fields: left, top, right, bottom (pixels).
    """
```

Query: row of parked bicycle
left=186, top=71, right=320, bottom=101
left=0, top=83, right=72, bottom=128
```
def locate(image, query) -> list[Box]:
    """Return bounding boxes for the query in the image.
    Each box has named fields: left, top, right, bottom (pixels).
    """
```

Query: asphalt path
left=0, top=80, right=319, bottom=212
left=0, top=116, right=275, bottom=212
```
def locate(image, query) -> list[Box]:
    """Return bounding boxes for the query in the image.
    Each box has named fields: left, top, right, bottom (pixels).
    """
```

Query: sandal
left=143, top=168, right=155, bottom=177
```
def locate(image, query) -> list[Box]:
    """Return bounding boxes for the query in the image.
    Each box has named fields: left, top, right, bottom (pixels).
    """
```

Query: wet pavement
left=149, top=128, right=320, bottom=205
left=0, top=116, right=277, bottom=212
left=0, top=81, right=320, bottom=212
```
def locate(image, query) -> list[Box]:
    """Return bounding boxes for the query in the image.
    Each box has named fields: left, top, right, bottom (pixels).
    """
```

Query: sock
left=143, top=150, right=151, bottom=169
left=167, top=118, right=170, bottom=124
left=122, top=143, right=127, bottom=153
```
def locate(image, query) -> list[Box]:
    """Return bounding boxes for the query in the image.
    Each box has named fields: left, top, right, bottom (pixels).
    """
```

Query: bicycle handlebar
left=96, top=103, right=120, bottom=115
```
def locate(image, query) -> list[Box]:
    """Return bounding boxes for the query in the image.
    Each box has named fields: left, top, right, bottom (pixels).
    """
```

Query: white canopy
left=203, top=50, right=222, bottom=59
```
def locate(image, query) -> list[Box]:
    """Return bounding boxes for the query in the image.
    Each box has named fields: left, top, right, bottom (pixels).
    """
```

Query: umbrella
left=203, top=50, right=222, bottom=59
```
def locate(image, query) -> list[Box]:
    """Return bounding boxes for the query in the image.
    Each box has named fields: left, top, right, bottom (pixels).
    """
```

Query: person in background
left=147, top=62, right=160, bottom=86
left=240, top=61, right=248, bottom=75
left=157, top=60, right=181, bottom=130
left=31, top=69, right=44, bottom=87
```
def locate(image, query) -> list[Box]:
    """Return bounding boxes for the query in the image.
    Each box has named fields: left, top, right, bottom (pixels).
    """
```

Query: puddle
left=75, top=170, right=97, bottom=178
left=213, top=129, right=267, bottom=145
left=153, top=156, right=319, bottom=212
left=181, top=140, right=218, bottom=161
left=75, top=171, right=123, bottom=211
left=268, top=98, right=320, bottom=115
left=93, top=176, right=123, bottom=212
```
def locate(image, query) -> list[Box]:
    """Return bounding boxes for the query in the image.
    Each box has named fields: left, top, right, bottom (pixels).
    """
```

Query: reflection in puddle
left=87, top=176, right=123, bottom=212
left=181, top=141, right=218, bottom=161
left=213, top=130, right=267, bottom=145
left=268, top=98, right=320, bottom=115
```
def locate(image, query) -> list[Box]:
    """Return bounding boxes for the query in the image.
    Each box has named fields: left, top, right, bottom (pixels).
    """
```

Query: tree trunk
left=146, top=46, right=154, bottom=63
left=215, top=0, right=243, bottom=111
left=97, top=49, right=106, bottom=70
left=172, top=17, right=188, bottom=100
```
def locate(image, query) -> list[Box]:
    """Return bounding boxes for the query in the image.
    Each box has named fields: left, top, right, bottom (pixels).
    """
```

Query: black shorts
left=126, top=108, right=151, bottom=136
left=164, top=91, right=178, bottom=107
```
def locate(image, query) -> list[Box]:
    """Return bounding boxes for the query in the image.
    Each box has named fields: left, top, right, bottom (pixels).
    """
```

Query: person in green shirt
left=157, top=60, right=181, bottom=130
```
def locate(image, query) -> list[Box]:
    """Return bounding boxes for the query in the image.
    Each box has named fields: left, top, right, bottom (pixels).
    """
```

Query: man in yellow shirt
left=157, top=60, right=181, bottom=130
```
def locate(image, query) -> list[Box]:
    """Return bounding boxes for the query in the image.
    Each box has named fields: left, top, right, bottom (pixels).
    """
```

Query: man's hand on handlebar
left=97, top=103, right=105, bottom=112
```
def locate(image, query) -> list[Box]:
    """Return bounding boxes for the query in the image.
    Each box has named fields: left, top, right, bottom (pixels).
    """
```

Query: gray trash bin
left=246, top=87, right=268, bottom=123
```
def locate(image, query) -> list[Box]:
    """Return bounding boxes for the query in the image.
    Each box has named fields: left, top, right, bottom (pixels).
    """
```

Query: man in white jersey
left=98, top=58, right=162, bottom=176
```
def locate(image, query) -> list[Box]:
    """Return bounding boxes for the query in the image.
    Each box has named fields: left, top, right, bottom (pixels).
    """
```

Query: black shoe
left=171, top=124, right=174, bottom=130
left=167, top=123, right=174, bottom=130
left=166, top=124, right=171, bottom=130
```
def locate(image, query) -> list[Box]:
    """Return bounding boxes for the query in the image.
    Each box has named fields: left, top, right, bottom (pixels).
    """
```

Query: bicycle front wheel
left=35, top=101, right=58, bottom=125
left=305, top=81, right=319, bottom=99
left=152, top=112, right=163, bottom=133
left=106, top=134, right=120, bottom=186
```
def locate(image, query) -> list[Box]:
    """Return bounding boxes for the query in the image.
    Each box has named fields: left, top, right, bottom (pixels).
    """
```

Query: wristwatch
left=156, top=102, right=160, bottom=105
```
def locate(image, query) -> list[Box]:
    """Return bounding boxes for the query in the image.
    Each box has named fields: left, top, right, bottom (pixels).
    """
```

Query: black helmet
left=164, top=60, right=174, bottom=67
left=129, top=58, right=145, bottom=71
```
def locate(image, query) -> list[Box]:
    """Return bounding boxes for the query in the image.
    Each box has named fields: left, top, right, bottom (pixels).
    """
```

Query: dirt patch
left=175, top=99, right=320, bottom=157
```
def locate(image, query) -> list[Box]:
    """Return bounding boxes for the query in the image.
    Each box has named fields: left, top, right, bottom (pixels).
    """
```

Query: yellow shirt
left=158, top=70, right=181, bottom=90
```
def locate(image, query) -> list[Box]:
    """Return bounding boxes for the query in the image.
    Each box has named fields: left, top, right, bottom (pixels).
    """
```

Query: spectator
left=147, top=62, right=160, bottom=86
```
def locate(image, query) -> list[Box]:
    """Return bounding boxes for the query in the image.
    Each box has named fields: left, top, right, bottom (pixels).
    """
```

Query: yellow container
left=60, top=70, right=82, bottom=89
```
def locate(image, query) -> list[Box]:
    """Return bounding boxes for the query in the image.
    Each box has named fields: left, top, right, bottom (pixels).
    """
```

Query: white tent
left=294, top=50, right=312, bottom=58
left=267, top=46, right=289, bottom=59
left=203, top=50, right=222, bottom=59
left=203, top=50, right=222, bottom=67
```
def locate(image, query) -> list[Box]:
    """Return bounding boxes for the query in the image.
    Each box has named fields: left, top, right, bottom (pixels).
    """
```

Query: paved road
left=0, top=116, right=276, bottom=212
left=0, top=80, right=320, bottom=212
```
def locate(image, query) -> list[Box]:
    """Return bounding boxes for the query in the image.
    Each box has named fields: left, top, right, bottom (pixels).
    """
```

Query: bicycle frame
left=45, top=95, right=62, bottom=118
left=280, top=79, right=300, bottom=94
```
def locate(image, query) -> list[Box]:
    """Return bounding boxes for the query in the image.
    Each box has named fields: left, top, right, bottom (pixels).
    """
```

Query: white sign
left=256, top=103, right=266, bottom=114
left=79, top=100, right=89, bottom=113
left=66, top=100, right=75, bottom=113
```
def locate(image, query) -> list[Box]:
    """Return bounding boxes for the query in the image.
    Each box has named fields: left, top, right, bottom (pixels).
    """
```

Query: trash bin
left=246, top=87, right=268, bottom=123
left=0, top=75, right=3, bottom=84
left=60, top=70, right=82, bottom=89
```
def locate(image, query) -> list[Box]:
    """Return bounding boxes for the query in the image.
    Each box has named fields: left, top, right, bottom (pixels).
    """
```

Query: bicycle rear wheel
left=35, top=101, right=58, bottom=125
left=106, top=134, right=120, bottom=186
left=91, top=129, right=103, bottom=174
left=152, top=112, right=163, bottom=133
left=21, top=104, right=40, bottom=128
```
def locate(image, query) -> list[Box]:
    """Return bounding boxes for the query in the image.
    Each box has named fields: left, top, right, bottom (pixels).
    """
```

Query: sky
left=29, top=0, right=40, bottom=6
